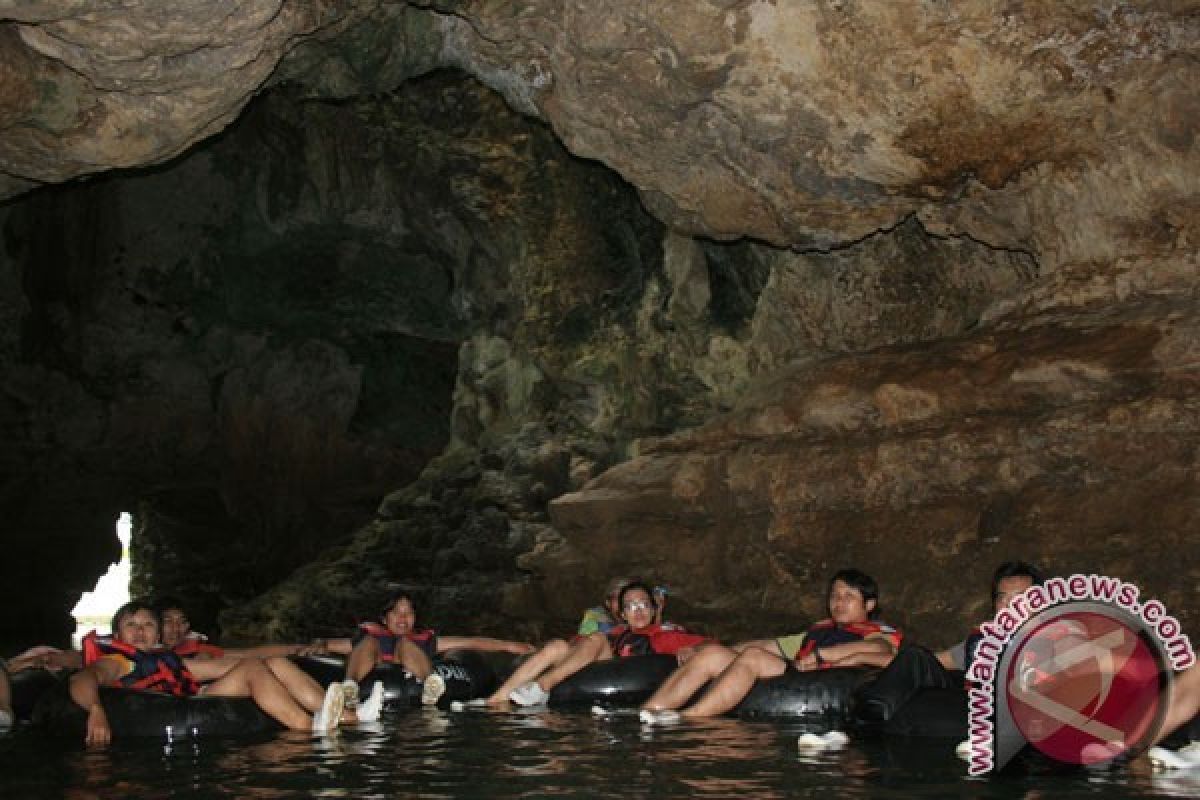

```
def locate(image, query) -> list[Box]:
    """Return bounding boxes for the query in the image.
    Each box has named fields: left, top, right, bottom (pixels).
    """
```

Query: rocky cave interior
left=0, top=2, right=1195, bottom=651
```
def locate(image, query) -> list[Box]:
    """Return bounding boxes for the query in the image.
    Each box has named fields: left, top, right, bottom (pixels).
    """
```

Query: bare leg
left=1157, top=666, right=1199, bottom=745
left=733, top=639, right=784, bottom=656
left=487, top=639, right=572, bottom=705
left=391, top=640, right=434, bottom=680
left=534, top=634, right=611, bottom=692
left=345, top=637, right=381, bottom=683
left=642, top=644, right=738, bottom=711
left=681, top=648, right=789, bottom=719
left=203, top=659, right=314, bottom=730
left=264, top=656, right=325, bottom=712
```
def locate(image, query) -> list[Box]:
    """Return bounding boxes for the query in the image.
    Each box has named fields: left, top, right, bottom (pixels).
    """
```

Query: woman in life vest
left=640, top=568, right=901, bottom=722
left=321, top=591, right=534, bottom=708
left=488, top=581, right=710, bottom=707
left=69, top=600, right=359, bottom=746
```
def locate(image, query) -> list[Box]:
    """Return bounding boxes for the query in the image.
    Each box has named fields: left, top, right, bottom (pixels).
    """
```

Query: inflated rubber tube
left=733, top=667, right=876, bottom=719
left=549, top=654, right=679, bottom=707
left=9, top=668, right=62, bottom=721
left=291, top=650, right=496, bottom=707
left=32, top=682, right=282, bottom=739
left=877, top=687, right=968, bottom=739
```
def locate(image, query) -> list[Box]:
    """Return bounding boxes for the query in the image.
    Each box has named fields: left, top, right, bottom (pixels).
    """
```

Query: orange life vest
left=82, top=631, right=200, bottom=697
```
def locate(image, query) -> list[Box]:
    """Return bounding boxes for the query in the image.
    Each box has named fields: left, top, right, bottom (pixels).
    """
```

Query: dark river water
left=2, top=706, right=1195, bottom=799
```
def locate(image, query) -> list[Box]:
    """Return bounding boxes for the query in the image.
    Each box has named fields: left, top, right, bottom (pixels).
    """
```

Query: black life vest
left=356, top=622, right=438, bottom=661
left=962, top=626, right=984, bottom=675
left=82, top=632, right=200, bottom=697
left=607, top=625, right=654, bottom=658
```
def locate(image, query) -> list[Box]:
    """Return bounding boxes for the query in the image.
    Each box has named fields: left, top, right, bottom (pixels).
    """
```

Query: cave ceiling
left=0, top=1, right=1196, bottom=645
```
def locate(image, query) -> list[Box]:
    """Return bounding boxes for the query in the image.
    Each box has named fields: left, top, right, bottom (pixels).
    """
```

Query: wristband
left=813, top=647, right=825, bottom=666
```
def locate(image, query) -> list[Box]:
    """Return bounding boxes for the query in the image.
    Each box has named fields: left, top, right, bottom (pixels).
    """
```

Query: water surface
left=1, top=707, right=1195, bottom=798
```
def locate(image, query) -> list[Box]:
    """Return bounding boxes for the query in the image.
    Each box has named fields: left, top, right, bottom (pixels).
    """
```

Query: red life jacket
left=796, top=619, right=903, bottom=666
left=82, top=631, right=200, bottom=697
left=172, top=635, right=225, bottom=659
left=606, top=623, right=709, bottom=658
left=357, top=622, right=438, bottom=661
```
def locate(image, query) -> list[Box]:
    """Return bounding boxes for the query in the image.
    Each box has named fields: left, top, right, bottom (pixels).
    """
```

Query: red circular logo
left=1006, top=610, right=1165, bottom=764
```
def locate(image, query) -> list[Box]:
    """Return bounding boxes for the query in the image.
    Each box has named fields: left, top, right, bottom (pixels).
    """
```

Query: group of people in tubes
left=0, top=561, right=1196, bottom=769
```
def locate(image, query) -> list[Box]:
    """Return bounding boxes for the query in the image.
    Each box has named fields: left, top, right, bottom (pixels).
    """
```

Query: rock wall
left=0, top=3, right=1195, bottom=645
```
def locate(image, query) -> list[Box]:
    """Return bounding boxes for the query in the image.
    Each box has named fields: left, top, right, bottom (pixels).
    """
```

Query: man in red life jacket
left=850, top=560, right=1041, bottom=727
left=69, top=599, right=356, bottom=746
left=641, top=569, right=901, bottom=723
left=487, top=580, right=710, bottom=707
left=321, top=591, right=534, bottom=709
left=156, top=597, right=326, bottom=661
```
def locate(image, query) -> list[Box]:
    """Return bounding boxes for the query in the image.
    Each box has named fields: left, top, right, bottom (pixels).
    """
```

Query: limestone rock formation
left=0, top=2, right=1196, bottom=645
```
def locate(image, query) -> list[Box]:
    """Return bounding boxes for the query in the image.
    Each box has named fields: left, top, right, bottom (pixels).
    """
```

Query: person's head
left=111, top=600, right=162, bottom=650
left=827, top=568, right=879, bottom=624
left=381, top=592, right=418, bottom=635
left=604, top=577, right=632, bottom=617
left=617, top=581, right=658, bottom=630
left=154, top=596, right=190, bottom=648
left=991, top=561, right=1043, bottom=614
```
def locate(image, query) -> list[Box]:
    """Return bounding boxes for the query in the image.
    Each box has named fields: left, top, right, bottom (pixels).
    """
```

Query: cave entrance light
left=70, top=512, right=133, bottom=648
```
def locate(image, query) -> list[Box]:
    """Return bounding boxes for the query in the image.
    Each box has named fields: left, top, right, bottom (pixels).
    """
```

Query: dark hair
left=828, top=568, right=880, bottom=619
left=617, top=581, right=658, bottom=615
left=380, top=591, right=418, bottom=620
left=154, top=596, right=188, bottom=617
left=991, top=561, right=1043, bottom=606
left=112, top=599, right=161, bottom=633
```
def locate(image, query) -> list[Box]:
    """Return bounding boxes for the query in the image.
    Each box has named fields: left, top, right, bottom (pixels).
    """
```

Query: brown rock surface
left=537, top=293, right=1200, bottom=642
left=0, top=3, right=1195, bottom=646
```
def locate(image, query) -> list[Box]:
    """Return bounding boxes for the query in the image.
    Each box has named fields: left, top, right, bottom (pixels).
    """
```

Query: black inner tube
left=290, top=650, right=497, bottom=707
left=32, top=682, right=281, bottom=739
left=549, top=655, right=679, bottom=707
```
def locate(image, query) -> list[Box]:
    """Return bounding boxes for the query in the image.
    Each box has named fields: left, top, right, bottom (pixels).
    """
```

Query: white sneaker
left=797, top=733, right=827, bottom=751
left=356, top=681, right=385, bottom=723
left=421, top=673, right=446, bottom=706
left=1149, top=745, right=1200, bottom=771
left=340, top=680, right=360, bottom=709
left=0, top=709, right=12, bottom=730
left=820, top=731, right=849, bottom=748
left=509, top=681, right=549, bottom=707
left=638, top=709, right=681, bottom=725
left=312, top=683, right=345, bottom=732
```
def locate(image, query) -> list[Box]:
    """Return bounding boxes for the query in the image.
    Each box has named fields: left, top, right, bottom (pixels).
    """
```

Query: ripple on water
left=0, top=707, right=1191, bottom=799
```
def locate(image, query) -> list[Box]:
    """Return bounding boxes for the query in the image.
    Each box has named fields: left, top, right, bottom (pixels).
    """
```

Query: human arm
left=220, top=642, right=329, bottom=659
left=795, top=638, right=895, bottom=672
left=68, top=659, right=124, bottom=746
left=936, top=647, right=960, bottom=671
left=311, top=638, right=354, bottom=656
left=437, top=636, right=535, bottom=655
left=8, top=647, right=82, bottom=673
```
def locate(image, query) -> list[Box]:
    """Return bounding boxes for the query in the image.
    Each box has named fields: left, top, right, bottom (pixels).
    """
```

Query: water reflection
left=1, top=707, right=1191, bottom=799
